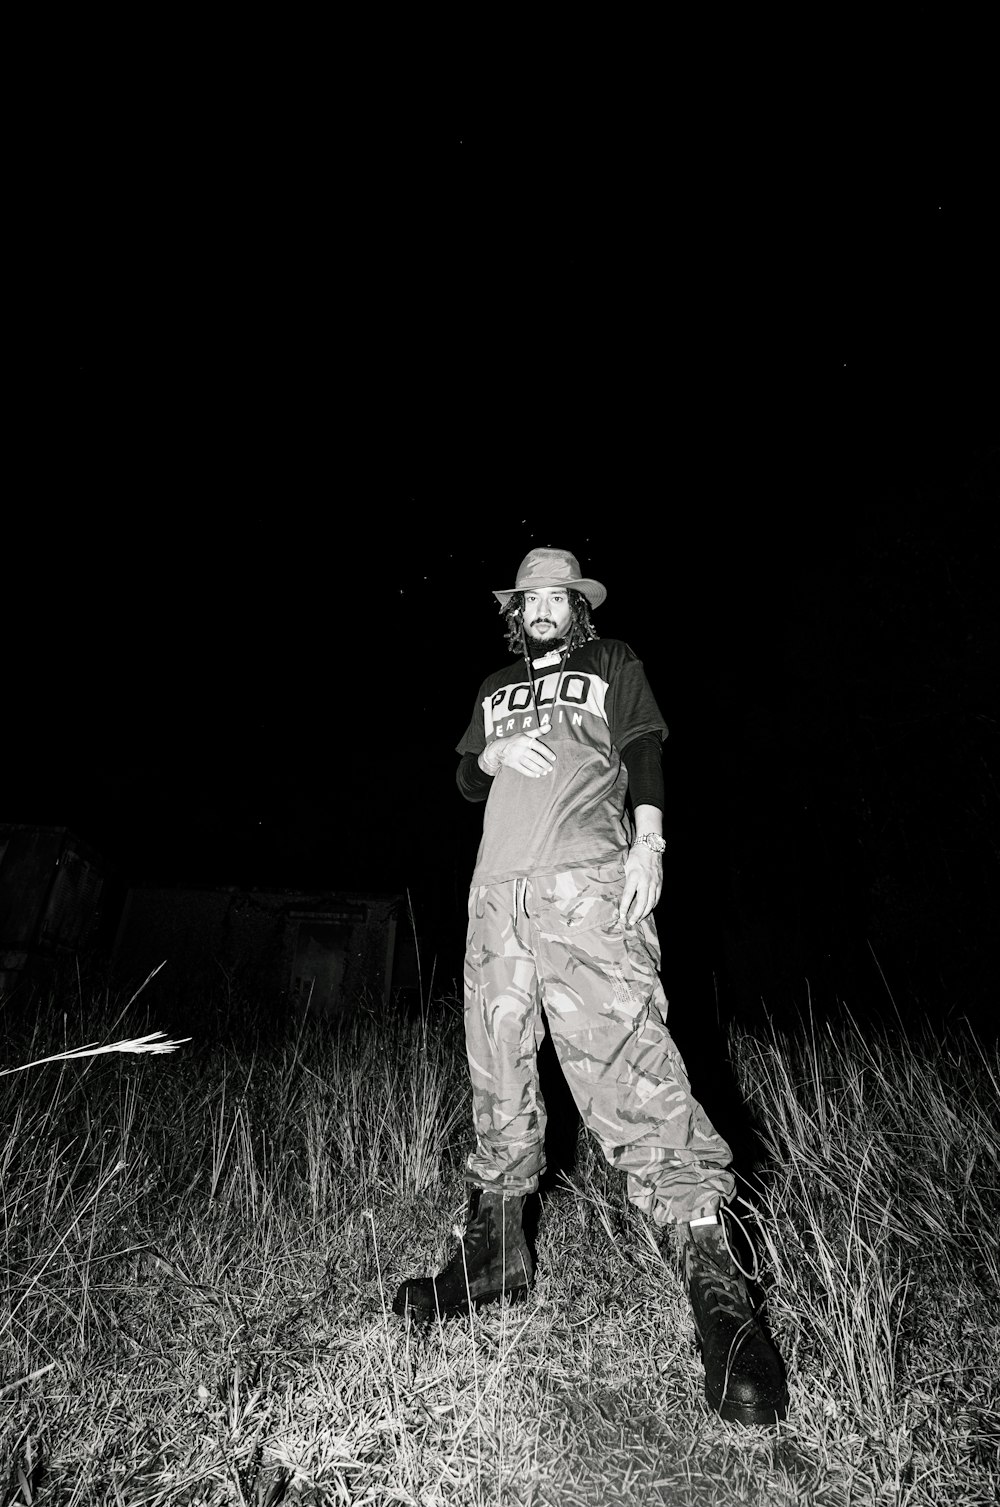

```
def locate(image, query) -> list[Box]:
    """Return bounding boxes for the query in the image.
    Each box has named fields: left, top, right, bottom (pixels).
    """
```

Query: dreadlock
left=502, top=588, right=600, bottom=656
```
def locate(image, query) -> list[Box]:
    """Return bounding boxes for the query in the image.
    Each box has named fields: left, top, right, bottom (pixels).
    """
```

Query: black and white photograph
left=3, top=59, right=998, bottom=1506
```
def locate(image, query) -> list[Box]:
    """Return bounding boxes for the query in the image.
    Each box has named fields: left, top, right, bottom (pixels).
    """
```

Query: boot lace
left=690, top=1204, right=761, bottom=1324
left=696, top=1255, right=754, bottom=1325
left=444, top=1195, right=490, bottom=1270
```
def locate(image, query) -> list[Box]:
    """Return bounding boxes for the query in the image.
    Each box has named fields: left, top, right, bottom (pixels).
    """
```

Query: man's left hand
left=619, top=844, right=663, bottom=927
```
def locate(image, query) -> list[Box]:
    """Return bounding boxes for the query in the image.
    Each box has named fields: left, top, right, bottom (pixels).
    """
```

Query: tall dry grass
left=0, top=977, right=996, bottom=1505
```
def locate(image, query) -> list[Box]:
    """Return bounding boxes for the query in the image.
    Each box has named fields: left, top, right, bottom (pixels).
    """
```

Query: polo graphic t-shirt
left=456, top=638, right=668, bottom=885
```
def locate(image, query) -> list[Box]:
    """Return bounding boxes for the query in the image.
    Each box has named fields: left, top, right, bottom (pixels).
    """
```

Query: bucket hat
left=493, top=548, right=606, bottom=610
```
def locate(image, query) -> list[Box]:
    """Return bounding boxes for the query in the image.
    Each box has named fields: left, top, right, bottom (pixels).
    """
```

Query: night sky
left=9, top=103, right=998, bottom=1029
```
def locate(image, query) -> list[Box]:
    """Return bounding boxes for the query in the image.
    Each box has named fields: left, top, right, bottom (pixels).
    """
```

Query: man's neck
left=528, top=643, right=567, bottom=670
left=525, top=631, right=567, bottom=658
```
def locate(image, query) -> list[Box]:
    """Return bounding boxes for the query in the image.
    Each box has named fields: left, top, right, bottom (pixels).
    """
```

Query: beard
left=523, top=623, right=567, bottom=656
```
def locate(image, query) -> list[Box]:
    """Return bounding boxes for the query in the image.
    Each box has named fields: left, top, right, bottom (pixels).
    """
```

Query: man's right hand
left=496, top=724, right=556, bottom=778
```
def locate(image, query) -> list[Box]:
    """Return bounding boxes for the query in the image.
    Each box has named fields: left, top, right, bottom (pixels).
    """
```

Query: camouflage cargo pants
left=463, top=859, right=736, bottom=1226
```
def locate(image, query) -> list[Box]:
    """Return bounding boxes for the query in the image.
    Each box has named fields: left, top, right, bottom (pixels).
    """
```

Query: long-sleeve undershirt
left=619, top=730, right=664, bottom=812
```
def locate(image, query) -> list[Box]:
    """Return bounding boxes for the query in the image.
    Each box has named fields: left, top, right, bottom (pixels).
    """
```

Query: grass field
left=1, top=975, right=997, bottom=1506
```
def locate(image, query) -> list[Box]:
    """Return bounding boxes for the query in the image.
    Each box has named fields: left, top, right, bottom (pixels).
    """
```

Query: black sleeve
left=621, top=731, right=664, bottom=812
left=456, top=680, right=490, bottom=758
left=457, top=751, right=493, bottom=803
left=605, top=642, right=669, bottom=752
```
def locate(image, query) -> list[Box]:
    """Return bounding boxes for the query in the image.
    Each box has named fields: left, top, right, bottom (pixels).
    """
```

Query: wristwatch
left=633, top=832, right=666, bottom=854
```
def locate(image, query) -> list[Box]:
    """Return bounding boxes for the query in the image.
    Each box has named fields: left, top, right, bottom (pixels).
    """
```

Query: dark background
left=8, top=89, right=998, bottom=1038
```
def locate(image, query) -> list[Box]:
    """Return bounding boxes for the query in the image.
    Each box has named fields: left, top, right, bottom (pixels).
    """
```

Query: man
left=394, top=548, right=788, bottom=1427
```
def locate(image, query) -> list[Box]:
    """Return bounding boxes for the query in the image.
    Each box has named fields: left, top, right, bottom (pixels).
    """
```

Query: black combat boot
left=681, top=1214, right=789, bottom=1426
left=392, top=1187, right=535, bottom=1323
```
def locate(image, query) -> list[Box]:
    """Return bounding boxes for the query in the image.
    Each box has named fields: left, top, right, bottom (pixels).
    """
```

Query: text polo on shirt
left=483, top=670, right=610, bottom=738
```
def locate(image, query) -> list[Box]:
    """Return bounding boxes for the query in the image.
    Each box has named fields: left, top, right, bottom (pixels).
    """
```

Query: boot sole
left=393, top=1282, right=531, bottom=1324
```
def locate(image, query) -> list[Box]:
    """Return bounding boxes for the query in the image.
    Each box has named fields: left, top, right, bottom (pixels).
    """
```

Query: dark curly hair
left=502, top=588, right=600, bottom=656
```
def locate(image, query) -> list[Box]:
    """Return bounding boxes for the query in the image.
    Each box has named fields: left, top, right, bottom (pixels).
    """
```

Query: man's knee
left=479, top=992, right=536, bottom=1048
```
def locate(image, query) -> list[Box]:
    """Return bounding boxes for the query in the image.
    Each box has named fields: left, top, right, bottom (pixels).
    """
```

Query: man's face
left=522, top=588, right=573, bottom=649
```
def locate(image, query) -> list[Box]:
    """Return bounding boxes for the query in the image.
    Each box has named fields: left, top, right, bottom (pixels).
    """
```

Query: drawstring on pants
left=513, top=875, right=531, bottom=945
